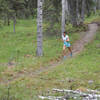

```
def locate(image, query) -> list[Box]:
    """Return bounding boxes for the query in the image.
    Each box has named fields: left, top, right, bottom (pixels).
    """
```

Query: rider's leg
left=68, top=47, right=72, bottom=56
left=63, top=45, right=66, bottom=58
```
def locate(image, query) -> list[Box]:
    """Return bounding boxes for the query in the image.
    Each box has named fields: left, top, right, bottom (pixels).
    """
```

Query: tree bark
left=81, top=0, right=85, bottom=24
left=13, top=15, right=16, bottom=33
left=86, top=0, right=91, bottom=17
left=76, top=0, right=80, bottom=25
left=65, top=0, right=70, bottom=23
left=36, top=0, right=43, bottom=56
left=61, top=0, right=66, bottom=34
left=93, top=0, right=97, bottom=13
left=4, top=16, right=7, bottom=25
left=65, top=0, right=69, bottom=17
left=68, top=0, right=77, bottom=26
left=98, top=0, right=100, bottom=9
left=7, top=13, right=10, bottom=26
left=97, top=0, right=100, bottom=9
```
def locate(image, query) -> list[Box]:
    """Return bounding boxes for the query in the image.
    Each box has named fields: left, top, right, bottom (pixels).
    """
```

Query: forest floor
left=0, top=16, right=100, bottom=100
left=0, top=23, right=98, bottom=85
left=1, top=24, right=98, bottom=84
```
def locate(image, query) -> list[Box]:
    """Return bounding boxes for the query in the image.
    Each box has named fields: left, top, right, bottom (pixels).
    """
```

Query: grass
left=85, top=10, right=100, bottom=24
left=0, top=19, right=81, bottom=75
left=0, top=13, right=100, bottom=100
left=0, top=27, right=100, bottom=100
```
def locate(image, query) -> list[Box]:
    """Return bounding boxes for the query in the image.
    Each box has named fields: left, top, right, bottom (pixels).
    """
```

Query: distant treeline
left=0, top=0, right=100, bottom=26
left=0, top=0, right=37, bottom=26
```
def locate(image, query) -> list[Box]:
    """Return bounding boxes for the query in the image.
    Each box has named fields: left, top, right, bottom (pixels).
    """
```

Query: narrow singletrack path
left=72, top=23, right=98, bottom=56
left=0, top=23, right=98, bottom=85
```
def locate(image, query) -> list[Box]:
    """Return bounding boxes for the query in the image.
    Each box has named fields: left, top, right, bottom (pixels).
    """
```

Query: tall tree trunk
left=7, top=13, right=10, bottom=26
left=68, top=0, right=77, bottom=26
left=4, top=16, right=7, bottom=25
left=86, top=0, right=91, bottom=17
left=76, top=0, right=80, bottom=25
left=98, top=0, right=100, bottom=9
left=13, top=15, right=16, bottom=33
left=65, top=0, right=69, bottom=17
left=65, top=0, right=69, bottom=23
left=61, top=0, right=66, bottom=34
left=93, top=0, right=97, bottom=13
left=97, top=0, right=100, bottom=9
left=81, top=0, right=85, bottom=24
left=36, top=0, right=43, bottom=56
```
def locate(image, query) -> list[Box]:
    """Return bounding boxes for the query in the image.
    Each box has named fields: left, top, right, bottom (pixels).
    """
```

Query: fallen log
left=52, top=88, right=100, bottom=98
left=39, top=89, right=100, bottom=100
left=38, top=95, right=66, bottom=100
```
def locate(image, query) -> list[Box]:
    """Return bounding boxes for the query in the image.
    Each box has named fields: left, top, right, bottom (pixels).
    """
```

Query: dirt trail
left=0, top=23, right=98, bottom=85
left=72, top=23, right=98, bottom=55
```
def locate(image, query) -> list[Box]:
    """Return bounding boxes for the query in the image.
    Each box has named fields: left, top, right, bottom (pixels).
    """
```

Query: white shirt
left=62, top=35, right=69, bottom=42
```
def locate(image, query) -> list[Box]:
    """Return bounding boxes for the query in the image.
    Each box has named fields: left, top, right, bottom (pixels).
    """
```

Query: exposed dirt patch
left=72, top=24, right=98, bottom=56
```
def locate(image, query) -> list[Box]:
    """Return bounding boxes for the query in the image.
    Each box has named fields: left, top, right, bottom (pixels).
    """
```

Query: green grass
left=0, top=13, right=100, bottom=100
left=0, top=25, right=100, bottom=100
left=0, top=19, right=81, bottom=75
left=85, top=10, right=100, bottom=24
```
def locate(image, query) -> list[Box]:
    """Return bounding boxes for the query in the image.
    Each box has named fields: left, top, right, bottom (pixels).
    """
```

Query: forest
left=0, top=0, right=100, bottom=100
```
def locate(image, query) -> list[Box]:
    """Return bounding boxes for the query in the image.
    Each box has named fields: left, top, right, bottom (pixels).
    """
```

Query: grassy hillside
left=0, top=24, right=100, bottom=100
left=0, top=14, right=100, bottom=100
left=0, top=19, right=83, bottom=74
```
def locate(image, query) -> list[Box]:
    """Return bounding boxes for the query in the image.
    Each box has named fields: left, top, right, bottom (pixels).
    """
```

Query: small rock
left=88, top=80, right=94, bottom=84
left=96, top=44, right=100, bottom=48
left=64, top=95, right=70, bottom=99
